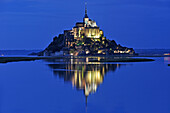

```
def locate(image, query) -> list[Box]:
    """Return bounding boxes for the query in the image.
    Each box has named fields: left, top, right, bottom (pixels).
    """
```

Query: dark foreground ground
left=90, top=58, right=154, bottom=62
left=0, top=56, right=154, bottom=63
left=0, top=57, right=63, bottom=63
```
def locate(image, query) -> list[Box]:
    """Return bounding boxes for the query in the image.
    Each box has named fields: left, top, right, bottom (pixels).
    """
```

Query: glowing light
left=86, top=51, right=90, bottom=54
left=86, top=57, right=89, bottom=62
left=164, top=57, right=170, bottom=63
left=98, top=57, right=100, bottom=61
left=164, top=53, right=170, bottom=56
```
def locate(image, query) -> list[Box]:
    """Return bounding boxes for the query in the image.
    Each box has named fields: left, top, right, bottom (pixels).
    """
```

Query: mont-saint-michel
left=39, top=5, right=136, bottom=56
left=1, top=1, right=170, bottom=113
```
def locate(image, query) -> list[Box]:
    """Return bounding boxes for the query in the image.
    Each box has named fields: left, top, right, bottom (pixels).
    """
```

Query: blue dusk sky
left=0, top=0, right=170, bottom=50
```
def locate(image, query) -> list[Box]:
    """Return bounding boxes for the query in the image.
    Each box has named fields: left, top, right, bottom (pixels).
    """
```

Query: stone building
left=64, top=5, right=106, bottom=50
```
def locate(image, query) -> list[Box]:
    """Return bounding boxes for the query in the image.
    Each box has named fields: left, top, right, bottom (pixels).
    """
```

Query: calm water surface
left=0, top=57, right=170, bottom=113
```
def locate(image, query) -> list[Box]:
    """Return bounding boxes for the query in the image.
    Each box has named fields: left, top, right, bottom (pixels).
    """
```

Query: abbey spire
left=84, top=2, right=88, bottom=18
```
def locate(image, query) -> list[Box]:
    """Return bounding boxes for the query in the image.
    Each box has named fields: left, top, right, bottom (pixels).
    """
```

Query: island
left=1, top=5, right=157, bottom=64
left=38, top=5, right=137, bottom=57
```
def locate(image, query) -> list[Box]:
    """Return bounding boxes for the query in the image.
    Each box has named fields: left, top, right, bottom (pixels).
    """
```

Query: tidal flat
left=0, top=56, right=154, bottom=63
left=90, top=58, right=154, bottom=62
left=0, top=57, right=60, bottom=63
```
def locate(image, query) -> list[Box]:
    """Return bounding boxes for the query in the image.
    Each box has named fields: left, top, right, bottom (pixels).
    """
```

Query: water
left=0, top=50, right=41, bottom=56
left=135, top=49, right=170, bottom=56
left=0, top=51, right=170, bottom=113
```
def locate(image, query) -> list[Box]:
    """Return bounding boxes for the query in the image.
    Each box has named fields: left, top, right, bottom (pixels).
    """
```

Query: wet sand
left=0, top=56, right=154, bottom=63
left=90, top=58, right=154, bottom=62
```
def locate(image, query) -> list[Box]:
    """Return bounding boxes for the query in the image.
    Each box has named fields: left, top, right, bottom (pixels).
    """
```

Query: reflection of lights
left=86, top=57, right=89, bottom=62
left=117, top=64, right=119, bottom=68
left=47, top=61, right=125, bottom=109
left=98, top=57, right=100, bottom=61
left=102, top=67, right=105, bottom=75
left=49, top=61, right=123, bottom=103
left=71, top=57, right=73, bottom=64
left=164, top=57, right=170, bottom=63
left=72, top=71, right=76, bottom=85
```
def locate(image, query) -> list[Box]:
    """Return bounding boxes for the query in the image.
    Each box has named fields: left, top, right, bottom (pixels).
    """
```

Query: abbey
left=41, top=5, right=136, bottom=56
left=65, top=6, right=105, bottom=49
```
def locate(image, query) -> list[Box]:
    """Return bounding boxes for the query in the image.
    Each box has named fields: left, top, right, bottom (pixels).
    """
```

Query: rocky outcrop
left=36, top=34, right=136, bottom=56
left=37, top=34, right=65, bottom=56
left=45, top=34, right=64, bottom=52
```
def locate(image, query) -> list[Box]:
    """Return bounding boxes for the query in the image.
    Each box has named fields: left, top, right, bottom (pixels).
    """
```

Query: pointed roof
left=84, top=2, right=89, bottom=18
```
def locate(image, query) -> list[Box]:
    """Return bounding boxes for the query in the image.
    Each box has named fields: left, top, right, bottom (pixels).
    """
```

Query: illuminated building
left=64, top=3, right=106, bottom=55
left=42, top=3, right=136, bottom=56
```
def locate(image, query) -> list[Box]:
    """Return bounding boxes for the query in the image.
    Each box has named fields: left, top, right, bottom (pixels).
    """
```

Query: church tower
left=83, top=2, right=89, bottom=27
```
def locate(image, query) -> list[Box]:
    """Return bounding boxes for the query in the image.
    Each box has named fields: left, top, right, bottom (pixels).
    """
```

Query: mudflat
left=0, top=56, right=155, bottom=63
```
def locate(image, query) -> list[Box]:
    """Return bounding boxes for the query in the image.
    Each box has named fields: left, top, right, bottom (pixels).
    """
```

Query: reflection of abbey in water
left=48, top=63, right=121, bottom=99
